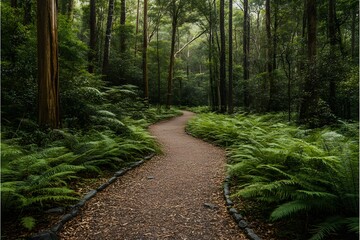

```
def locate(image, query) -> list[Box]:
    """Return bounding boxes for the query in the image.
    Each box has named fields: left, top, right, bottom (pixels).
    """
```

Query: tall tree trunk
left=219, top=0, right=226, bottom=113
left=243, top=0, right=250, bottom=109
left=166, top=0, right=177, bottom=109
left=328, top=0, right=337, bottom=113
left=135, top=0, right=140, bottom=56
left=143, top=0, right=149, bottom=101
left=23, top=0, right=32, bottom=25
left=351, top=7, right=358, bottom=61
left=88, top=0, right=96, bottom=73
left=37, top=0, right=60, bottom=128
left=120, top=0, right=126, bottom=53
left=299, top=0, right=318, bottom=124
left=273, top=0, right=278, bottom=70
left=102, top=0, right=115, bottom=77
left=156, top=25, right=161, bottom=104
left=228, top=0, right=233, bottom=114
left=266, top=0, right=274, bottom=112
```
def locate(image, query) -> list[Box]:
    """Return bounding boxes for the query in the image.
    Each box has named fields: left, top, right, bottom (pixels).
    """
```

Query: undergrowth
left=187, top=113, right=359, bottom=240
left=1, top=83, right=181, bottom=234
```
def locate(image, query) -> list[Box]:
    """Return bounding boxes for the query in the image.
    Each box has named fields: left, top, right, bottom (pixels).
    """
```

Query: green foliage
left=187, top=113, right=359, bottom=239
left=21, top=217, right=36, bottom=230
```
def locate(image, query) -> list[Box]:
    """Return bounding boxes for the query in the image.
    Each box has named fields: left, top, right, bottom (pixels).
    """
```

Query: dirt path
left=60, top=111, right=246, bottom=240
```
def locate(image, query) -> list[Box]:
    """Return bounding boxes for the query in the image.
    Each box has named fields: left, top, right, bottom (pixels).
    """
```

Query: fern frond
left=309, top=216, right=348, bottom=240
left=270, top=200, right=311, bottom=221
left=21, top=216, right=36, bottom=230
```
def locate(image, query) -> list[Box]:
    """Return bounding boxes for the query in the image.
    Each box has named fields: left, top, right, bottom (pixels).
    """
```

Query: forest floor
left=59, top=111, right=247, bottom=239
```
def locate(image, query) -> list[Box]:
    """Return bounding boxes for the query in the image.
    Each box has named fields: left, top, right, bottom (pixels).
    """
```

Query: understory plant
left=187, top=113, right=359, bottom=240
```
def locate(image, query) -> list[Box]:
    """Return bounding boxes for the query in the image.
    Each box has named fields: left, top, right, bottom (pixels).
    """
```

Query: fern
left=21, top=216, right=36, bottom=230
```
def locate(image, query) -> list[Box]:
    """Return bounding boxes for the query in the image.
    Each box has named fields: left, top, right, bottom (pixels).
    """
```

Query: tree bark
left=37, top=0, right=60, bottom=128
left=228, top=0, right=233, bottom=114
left=135, top=0, right=140, bottom=56
left=166, top=0, right=178, bottom=108
left=88, top=0, right=96, bottom=73
left=266, top=0, right=274, bottom=112
left=102, top=0, right=115, bottom=77
left=156, top=25, right=161, bottom=104
left=351, top=7, right=358, bottom=61
left=24, top=0, right=32, bottom=25
left=243, top=0, right=250, bottom=109
left=67, top=0, right=74, bottom=20
left=120, top=0, right=126, bottom=53
left=143, top=0, right=149, bottom=101
left=219, top=0, right=227, bottom=113
left=328, top=0, right=337, bottom=113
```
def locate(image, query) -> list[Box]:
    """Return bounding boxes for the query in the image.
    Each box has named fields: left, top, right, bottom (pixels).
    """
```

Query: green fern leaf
left=21, top=216, right=36, bottom=230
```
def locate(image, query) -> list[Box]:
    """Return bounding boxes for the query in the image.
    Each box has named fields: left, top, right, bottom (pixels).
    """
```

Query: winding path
left=60, top=111, right=246, bottom=239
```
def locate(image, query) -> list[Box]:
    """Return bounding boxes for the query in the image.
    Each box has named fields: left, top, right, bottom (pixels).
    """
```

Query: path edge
left=28, top=153, right=156, bottom=240
left=185, top=128, right=262, bottom=240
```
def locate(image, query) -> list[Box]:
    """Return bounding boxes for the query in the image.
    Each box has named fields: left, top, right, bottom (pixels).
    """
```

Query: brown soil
left=59, top=111, right=247, bottom=239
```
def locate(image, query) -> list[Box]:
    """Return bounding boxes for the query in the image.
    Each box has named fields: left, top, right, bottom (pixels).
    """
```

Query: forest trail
left=59, top=111, right=246, bottom=240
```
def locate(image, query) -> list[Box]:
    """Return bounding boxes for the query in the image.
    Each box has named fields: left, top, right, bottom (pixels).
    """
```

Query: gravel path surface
left=59, top=111, right=247, bottom=240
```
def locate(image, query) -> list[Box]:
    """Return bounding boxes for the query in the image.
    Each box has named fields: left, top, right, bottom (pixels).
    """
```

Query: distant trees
left=102, top=0, right=115, bottom=76
left=11, top=0, right=357, bottom=128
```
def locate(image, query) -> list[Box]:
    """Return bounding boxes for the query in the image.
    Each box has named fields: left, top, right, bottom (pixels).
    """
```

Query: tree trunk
left=219, top=0, right=226, bottom=113
left=135, top=0, right=140, bottom=56
left=243, top=0, right=250, bottom=109
left=102, top=0, right=115, bottom=77
left=156, top=25, right=161, bottom=105
left=266, top=0, right=274, bottom=112
left=24, top=0, right=32, bottom=25
left=88, top=0, right=96, bottom=73
left=299, top=0, right=318, bottom=124
left=120, top=0, right=126, bottom=53
left=228, top=0, right=233, bottom=114
left=143, top=0, right=149, bottom=101
left=37, top=0, right=60, bottom=128
left=328, top=0, right=337, bottom=114
left=351, top=7, right=357, bottom=61
left=166, top=1, right=177, bottom=109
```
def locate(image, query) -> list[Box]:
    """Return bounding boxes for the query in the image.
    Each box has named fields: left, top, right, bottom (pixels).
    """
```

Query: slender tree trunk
left=243, top=0, right=250, bottom=109
left=156, top=25, right=161, bottom=105
left=228, top=0, right=233, bottom=114
left=351, top=7, right=357, bottom=61
left=37, top=0, right=60, bottom=128
left=143, top=0, right=149, bottom=101
left=266, top=0, right=274, bottom=112
left=299, top=0, right=318, bottom=124
left=135, top=0, right=140, bottom=56
left=88, top=0, right=96, bottom=73
left=166, top=1, right=177, bottom=109
left=273, top=0, right=278, bottom=70
left=102, top=0, right=115, bottom=77
left=219, top=0, right=227, bottom=113
left=120, top=0, right=126, bottom=53
left=328, top=0, right=337, bottom=113
left=24, top=0, right=32, bottom=25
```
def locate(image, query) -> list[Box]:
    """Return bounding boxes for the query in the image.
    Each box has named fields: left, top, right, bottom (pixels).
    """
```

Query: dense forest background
left=2, top=0, right=359, bottom=126
left=0, top=0, right=359, bottom=239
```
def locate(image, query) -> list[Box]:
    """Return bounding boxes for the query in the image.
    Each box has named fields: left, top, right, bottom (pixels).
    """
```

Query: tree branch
left=174, top=30, right=207, bottom=57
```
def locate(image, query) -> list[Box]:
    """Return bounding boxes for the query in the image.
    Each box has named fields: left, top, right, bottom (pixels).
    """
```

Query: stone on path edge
left=28, top=153, right=156, bottom=240
left=224, top=175, right=263, bottom=240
